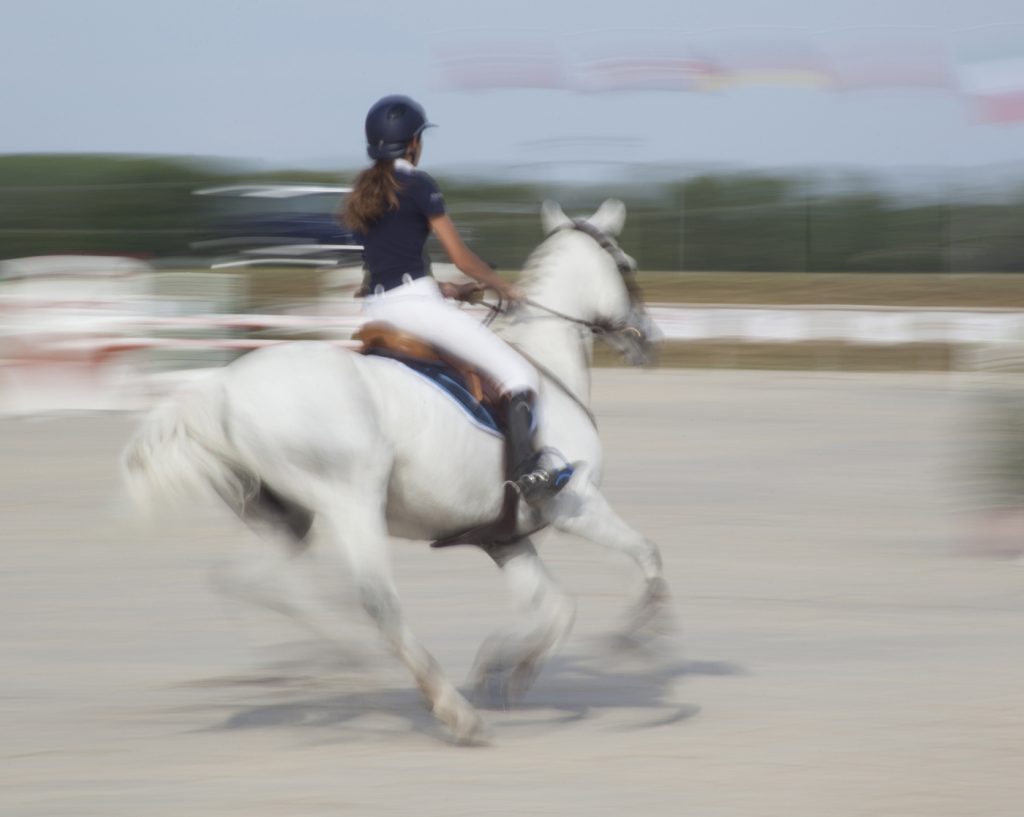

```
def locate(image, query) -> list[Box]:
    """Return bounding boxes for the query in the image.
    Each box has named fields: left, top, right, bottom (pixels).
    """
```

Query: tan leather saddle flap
left=354, top=321, right=502, bottom=406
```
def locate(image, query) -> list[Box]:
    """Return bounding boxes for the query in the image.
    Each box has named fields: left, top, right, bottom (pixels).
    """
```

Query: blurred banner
left=434, top=26, right=1024, bottom=123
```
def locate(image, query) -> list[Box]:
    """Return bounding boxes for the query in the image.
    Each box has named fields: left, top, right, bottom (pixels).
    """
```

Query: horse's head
left=537, top=199, right=661, bottom=366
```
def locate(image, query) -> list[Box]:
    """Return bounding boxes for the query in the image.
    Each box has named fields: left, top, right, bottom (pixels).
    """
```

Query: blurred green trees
left=2, top=153, right=1023, bottom=272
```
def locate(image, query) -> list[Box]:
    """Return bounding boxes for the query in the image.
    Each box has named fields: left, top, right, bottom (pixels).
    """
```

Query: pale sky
left=2, top=0, right=1024, bottom=177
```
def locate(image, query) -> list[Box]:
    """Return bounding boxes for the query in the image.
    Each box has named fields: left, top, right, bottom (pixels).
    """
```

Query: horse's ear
left=589, top=198, right=626, bottom=237
left=541, top=200, right=571, bottom=235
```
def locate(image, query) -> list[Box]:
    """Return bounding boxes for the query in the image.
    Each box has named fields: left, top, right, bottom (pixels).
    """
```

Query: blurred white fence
left=648, top=305, right=1024, bottom=345
left=6, top=256, right=1024, bottom=415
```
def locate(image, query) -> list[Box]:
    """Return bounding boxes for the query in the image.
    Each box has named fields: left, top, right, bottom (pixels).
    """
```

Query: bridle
left=533, top=219, right=641, bottom=328
left=476, top=218, right=650, bottom=428
left=558, top=218, right=638, bottom=279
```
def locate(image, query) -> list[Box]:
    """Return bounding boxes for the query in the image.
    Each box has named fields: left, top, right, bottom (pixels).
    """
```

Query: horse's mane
left=518, top=230, right=575, bottom=292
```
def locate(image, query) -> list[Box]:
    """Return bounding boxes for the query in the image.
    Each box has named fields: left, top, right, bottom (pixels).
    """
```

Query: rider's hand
left=439, top=281, right=487, bottom=303
left=499, top=283, right=524, bottom=303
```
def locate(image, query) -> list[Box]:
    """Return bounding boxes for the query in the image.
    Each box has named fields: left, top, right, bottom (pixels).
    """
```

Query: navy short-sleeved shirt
left=356, top=160, right=446, bottom=292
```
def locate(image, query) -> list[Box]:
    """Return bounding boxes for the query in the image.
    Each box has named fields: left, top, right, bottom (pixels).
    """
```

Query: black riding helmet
left=365, top=95, right=436, bottom=160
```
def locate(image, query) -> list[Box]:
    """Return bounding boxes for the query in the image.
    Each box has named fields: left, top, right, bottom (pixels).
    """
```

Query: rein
left=487, top=219, right=639, bottom=333
left=521, top=297, right=612, bottom=333
left=474, top=295, right=598, bottom=428
left=480, top=293, right=609, bottom=334
left=514, top=345, right=598, bottom=429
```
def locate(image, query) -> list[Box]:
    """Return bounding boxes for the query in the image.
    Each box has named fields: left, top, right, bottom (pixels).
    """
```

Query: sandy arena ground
left=2, top=369, right=1023, bottom=817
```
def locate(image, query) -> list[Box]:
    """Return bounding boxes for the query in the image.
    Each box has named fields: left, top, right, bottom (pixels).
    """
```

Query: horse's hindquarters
left=215, top=345, right=506, bottom=540
left=218, top=344, right=392, bottom=503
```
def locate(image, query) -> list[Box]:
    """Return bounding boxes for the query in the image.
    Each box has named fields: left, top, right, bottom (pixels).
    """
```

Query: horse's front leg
left=470, top=538, right=575, bottom=707
left=551, top=482, right=672, bottom=642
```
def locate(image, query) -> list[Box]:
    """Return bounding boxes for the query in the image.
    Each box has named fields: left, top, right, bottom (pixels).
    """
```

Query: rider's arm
left=429, top=214, right=521, bottom=300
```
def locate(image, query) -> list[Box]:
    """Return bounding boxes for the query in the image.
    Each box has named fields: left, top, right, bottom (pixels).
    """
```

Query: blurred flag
left=573, top=52, right=720, bottom=93
left=956, top=26, right=1024, bottom=123
left=693, top=32, right=834, bottom=91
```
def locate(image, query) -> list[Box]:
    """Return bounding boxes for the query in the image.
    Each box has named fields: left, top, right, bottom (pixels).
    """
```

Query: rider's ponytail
left=340, top=160, right=401, bottom=234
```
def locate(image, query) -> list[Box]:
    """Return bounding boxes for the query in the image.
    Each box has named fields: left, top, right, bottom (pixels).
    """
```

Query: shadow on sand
left=178, top=639, right=745, bottom=744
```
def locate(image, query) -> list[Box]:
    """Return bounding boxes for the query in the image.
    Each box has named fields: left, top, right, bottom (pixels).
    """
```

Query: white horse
left=122, top=199, right=669, bottom=744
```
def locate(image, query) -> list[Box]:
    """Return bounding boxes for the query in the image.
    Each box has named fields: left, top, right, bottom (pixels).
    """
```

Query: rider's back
left=356, top=163, right=445, bottom=292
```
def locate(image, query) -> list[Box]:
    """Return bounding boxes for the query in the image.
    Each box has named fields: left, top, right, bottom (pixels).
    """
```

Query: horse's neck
left=496, top=273, right=593, bottom=408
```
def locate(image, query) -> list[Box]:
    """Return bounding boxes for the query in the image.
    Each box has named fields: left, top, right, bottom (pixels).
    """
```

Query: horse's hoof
left=506, top=660, right=541, bottom=704
left=471, top=665, right=512, bottom=710
left=449, top=708, right=491, bottom=746
left=471, top=658, right=539, bottom=710
left=614, top=577, right=674, bottom=650
left=433, top=687, right=490, bottom=746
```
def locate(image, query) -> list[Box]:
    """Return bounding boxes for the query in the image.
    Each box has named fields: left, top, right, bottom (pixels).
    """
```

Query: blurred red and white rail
left=8, top=301, right=1024, bottom=415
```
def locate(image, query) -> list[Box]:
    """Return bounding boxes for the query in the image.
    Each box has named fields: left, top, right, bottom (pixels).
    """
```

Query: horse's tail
left=121, top=375, right=248, bottom=519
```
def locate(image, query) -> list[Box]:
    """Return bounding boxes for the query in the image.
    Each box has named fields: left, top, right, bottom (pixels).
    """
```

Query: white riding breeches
left=363, top=276, right=538, bottom=395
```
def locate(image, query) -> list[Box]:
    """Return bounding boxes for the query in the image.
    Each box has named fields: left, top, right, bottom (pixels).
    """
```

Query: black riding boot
left=502, top=391, right=572, bottom=502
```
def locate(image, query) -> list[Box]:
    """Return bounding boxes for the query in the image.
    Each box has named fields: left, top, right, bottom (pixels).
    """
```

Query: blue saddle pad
left=366, top=349, right=501, bottom=435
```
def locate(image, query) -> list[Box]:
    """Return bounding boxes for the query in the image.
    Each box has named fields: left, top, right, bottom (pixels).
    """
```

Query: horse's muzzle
left=605, top=310, right=662, bottom=367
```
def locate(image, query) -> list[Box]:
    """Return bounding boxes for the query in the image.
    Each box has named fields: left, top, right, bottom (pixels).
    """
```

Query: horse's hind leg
left=470, top=538, right=575, bottom=706
left=318, top=502, right=488, bottom=745
left=552, top=483, right=671, bottom=642
left=211, top=480, right=349, bottom=643
left=243, top=481, right=315, bottom=549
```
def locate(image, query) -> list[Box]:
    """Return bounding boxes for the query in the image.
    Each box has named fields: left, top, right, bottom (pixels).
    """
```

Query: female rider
left=341, top=94, right=566, bottom=502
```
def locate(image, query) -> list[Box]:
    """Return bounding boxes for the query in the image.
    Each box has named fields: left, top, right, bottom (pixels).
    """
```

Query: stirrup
left=509, top=462, right=575, bottom=504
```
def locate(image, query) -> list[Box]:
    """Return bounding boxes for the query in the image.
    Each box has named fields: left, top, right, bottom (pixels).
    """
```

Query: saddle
left=354, top=321, right=504, bottom=422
